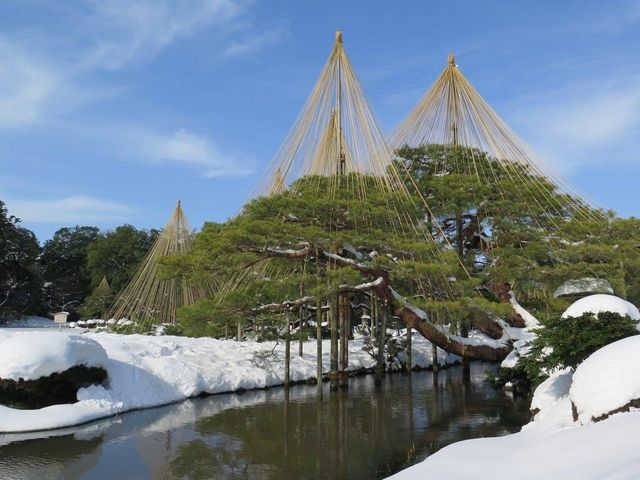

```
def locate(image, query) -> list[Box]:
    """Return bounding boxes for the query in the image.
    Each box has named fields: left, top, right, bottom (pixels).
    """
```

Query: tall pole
left=330, top=296, right=339, bottom=390
left=317, top=300, right=323, bottom=397
left=285, top=310, right=291, bottom=390
left=335, top=30, right=346, bottom=177
left=449, top=53, right=470, bottom=374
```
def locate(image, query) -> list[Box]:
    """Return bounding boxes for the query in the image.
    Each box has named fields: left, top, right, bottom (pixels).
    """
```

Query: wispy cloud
left=7, top=195, right=133, bottom=224
left=0, top=0, right=286, bottom=129
left=224, top=26, right=287, bottom=58
left=81, top=0, right=247, bottom=70
left=0, top=39, right=116, bottom=128
left=117, top=127, right=253, bottom=177
left=512, top=81, right=640, bottom=172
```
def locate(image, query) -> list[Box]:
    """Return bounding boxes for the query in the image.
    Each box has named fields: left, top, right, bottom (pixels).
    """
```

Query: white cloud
left=120, top=127, right=253, bottom=177
left=0, top=40, right=59, bottom=127
left=511, top=83, right=640, bottom=172
left=8, top=196, right=133, bottom=224
left=82, top=0, right=246, bottom=70
left=0, top=39, right=121, bottom=129
left=224, top=26, right=287, bottom=58
left=0, top=0, right=286, bottom=128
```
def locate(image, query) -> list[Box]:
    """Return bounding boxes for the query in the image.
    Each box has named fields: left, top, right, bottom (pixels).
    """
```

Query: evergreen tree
left=86, top=224, right=158, bottom=294
left=0, top=201, right=42, bottom=322
left=79, top=276, right=114, bottom=319
left=40, top=226, right=99, bottom=314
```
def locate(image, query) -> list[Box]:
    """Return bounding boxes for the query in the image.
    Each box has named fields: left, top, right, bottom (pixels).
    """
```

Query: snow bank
left=0, top=332, right=108, bottom=381
left=570, top=335, right=640, bottom=424
left=389, top=334, right=640, bottom=479
left=562, top=294, right=640, bottom=320
left=530, top=367, right=573, bottom=419
left=0, top=331, right=454, bottom=433
left=388, top=410, right=640, bottom=480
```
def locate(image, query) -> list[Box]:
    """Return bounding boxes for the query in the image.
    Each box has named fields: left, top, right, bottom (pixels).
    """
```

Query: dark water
left=0, top=364, right=530, bottom=480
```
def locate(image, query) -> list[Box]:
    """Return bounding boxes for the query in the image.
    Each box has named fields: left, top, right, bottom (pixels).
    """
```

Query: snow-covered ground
left=0, top=329, right=456, bottom=433
left=389, top=335, right=640, bottom=480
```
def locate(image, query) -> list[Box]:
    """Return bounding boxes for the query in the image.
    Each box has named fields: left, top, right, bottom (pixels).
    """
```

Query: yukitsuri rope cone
left=107, top=201, right=210, bottom=327
left=391, top=53, right=603, bottom=223
left=252, top=29, right=407, bottom=200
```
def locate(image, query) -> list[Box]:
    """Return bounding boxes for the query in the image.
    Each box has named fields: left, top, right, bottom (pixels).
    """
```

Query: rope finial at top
left=335, top=29, right=343, bottom=44
left=447, top=53, right=456, bottom=66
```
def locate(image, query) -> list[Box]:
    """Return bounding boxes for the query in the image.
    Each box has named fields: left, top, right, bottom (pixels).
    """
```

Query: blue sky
left=1, top=0, right=639, bottom=241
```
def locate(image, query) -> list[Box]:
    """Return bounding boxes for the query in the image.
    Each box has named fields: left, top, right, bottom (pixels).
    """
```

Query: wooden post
left=432, top=342, right=439, bottom=372
left=371, top=294, right=377, bottom=341
left=330, top=297, right=339, bottom=390
left=299, top=304, right=305, bottom=357
left=375, top=303, right=387, bottom=385
left=317, top=300, right=323, bottom=397
left=338, top=294, right=349, bottom=388
left=237, top=319, right=242, bottom=342
left=406, top=325, right=413, bottom=373
left=461, top=318, right=470, bottom=373
left=299, top=284, right=305, bottom=357
left=285, top=310, right=291, bottom=389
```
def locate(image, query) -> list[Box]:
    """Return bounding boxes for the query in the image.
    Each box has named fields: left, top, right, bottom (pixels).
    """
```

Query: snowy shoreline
left=388, top=334, right=640, bottom=480
left=0, top=329, right=457, bottom=433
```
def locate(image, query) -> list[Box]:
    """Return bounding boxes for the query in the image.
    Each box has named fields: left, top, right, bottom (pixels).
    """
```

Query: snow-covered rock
left=570, top=335, right=640, bottom=424
left=0, top=332, right=108, bottom=381
left=554, top=278, right=614, bottom=298
left=562, top=294, right=640, bottom=321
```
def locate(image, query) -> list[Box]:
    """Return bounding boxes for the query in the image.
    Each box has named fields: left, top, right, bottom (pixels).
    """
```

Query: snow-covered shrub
left=570, top=335, right=640, bottom=424
left=490, top=311, right=637, bottom=392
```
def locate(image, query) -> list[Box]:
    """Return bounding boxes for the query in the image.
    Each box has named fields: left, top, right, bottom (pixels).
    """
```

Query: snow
left=389, top=334, right=640, bottom=480
left=530, top=367, right=573, bottom=420
left=0, top=332, right=108, bottom=381
left=562, top=294, right=640, bottom=321
left=0, top=330, right=455, bottom=433
left=570, top=335, right=640, bottom=424
left=388, top=409, right=640, bottom=480
left=509, top=290, right=539, bottom=327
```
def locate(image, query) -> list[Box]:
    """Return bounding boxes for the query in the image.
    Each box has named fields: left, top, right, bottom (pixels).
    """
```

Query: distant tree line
left=0, top=200, right=158, bottom=323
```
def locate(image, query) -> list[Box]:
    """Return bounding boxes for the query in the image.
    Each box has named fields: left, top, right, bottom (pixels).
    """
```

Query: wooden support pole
left=461, top=318, right=470, bottom=373
left=237, top=319, right=242, bottom=342
left=299, top=304, right=305, bottom=357
left=406, top=325, right=413, bottom=373
left=375, top=303, right=388, bottom=385
left=329, top=297, right=339, bottom=390
left=432, top=342, right=439, bottom=373
left=285, top=311, right=291, bottom=390
left=338, top=293, right=349, bottom=388
left=317, top=300, right=323, bottom=397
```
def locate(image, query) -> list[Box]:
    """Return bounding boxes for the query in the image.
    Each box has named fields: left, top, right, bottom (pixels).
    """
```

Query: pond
left=0, top=363, right=530, bottom=480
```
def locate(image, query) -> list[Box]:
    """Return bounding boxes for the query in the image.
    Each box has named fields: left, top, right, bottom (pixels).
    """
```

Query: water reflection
left=0, top=363, right=530, bottom=480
